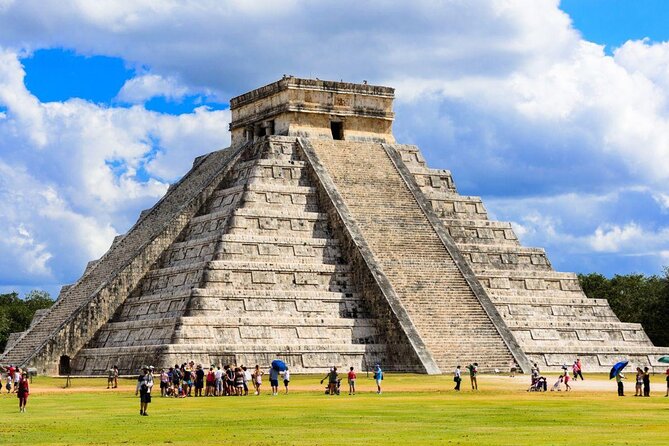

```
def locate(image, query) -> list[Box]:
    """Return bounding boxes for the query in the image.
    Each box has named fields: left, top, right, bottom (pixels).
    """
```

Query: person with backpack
left=467, top=363, right=478, bottom=390
left=373, top=364, right=383, bottom=394
left=454, top=365, right=462, bottom=391
left=135, top=366, right=154, bottom=416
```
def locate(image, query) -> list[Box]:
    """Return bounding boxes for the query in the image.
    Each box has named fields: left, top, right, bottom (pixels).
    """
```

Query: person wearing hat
left=135, top=366, right=154, bottom=416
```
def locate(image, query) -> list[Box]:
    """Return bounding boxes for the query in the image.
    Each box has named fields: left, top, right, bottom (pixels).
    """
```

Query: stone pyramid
left=3, top=77, right=666, bottom=375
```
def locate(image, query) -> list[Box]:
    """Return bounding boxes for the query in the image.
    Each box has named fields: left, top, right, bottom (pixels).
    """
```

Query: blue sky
left=0, top=1, right=668, bottom=299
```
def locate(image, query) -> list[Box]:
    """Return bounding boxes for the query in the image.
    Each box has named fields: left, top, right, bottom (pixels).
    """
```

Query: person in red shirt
left=17, top=371, right=29, bottom=413
left=205, top=367, right=216, bottom=397
left=347, top=367, right=357, bottom=395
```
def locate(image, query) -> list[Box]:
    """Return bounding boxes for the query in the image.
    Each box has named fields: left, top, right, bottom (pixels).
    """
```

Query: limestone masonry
left=3, top=77, right=667, bottom=375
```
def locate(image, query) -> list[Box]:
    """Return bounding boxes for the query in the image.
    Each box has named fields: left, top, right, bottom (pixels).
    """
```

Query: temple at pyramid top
left=229, top=76, right=396, bottom=146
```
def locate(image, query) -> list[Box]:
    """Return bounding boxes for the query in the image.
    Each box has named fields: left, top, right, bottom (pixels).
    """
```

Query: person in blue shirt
left=373, top=364, right=383, bottom=394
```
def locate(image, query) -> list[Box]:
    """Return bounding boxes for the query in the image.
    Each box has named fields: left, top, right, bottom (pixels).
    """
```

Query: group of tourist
left=525, top=359, right=583, bottom=392
left=133, top=362, right=382, bottom=415
left=615, top=366, right=663, bottom=397
left=318, top=364, right=383, bottom=395
left=453, top=363, right=478, bottom=391
left=0, top=365, right=30, bottom=412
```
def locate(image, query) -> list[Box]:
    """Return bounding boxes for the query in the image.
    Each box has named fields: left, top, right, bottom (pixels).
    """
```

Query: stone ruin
left=3, top=77, right=667, bottom=375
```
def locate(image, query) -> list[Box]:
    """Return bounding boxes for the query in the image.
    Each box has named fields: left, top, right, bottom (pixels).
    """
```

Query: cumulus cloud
left=0, top=47, right=230, bottom=288
left=117, top=73, right=192, bottom=103
left=0, top=0, right=668, bottom=286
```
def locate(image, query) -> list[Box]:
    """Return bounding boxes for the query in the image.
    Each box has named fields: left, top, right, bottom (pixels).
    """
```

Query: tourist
left=564, top=372, right=571, bottom=391
left=160, top=369, right=169, bottom=397
left=135, top=366, right=154, bottom=416
left=8, top=365, right=15, bottom=392
left=113, top=365, right=119, bottom=388
left=283, top=367, right=290, bottom=394
left=467, top=363, right=478, bottom=390
left=572, top=360, right=583, bottom=381
left=321, top=367, right=339, bottom=395
left=374, top=364, right=383, bottom=394
left=107, top=367, right=115, bottom=389
left=642, top=367, right=651, bottom=397
left=184, top=365, right=194, bottom=397
left=575, top=358, right=584, bottom=380
left=172, top=364, right=181, bottom=392
left=235, top=367, right=244, bottom=396
left=13, top=367, right=20, bottom=393
left=665, top=368, right=669, bottom=397
left=5, top=371, right=11, bottom=393
left=17, top=370, right=29, bottom=413
left=205, top=366, right=215, bottom=396
left=454, top=365, right=462, bottom=391
left=551, top=374, right=563, bottom=391
left=635, top=367, right=643, bottom=397
left=347, top=366, right=356, bottom=395
left=242, top=366, right=251, bottom=396
left=253, top=365, right=263, bottom=395
left=214, top=365, right=223, bottom=396
left=531, top=362, right=540, bottom=377
left=615, top=370, right=625, bottom=397
left=509, top=361, right=517, bottom=378
left=225, top=365, right=235, bottom=396
left=269, top=365, right=280, bottom=396
left=194, top=364, right=204, bottom=397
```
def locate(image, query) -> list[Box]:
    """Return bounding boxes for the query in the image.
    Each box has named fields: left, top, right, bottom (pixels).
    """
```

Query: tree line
left=578, top=268, right=669, bottom=347
left=0, top=290, right=54, bottom=353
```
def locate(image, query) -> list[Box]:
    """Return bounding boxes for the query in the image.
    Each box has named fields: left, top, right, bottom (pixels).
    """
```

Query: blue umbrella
left=658, top=356, right=669, bottom=364
left=609, top=360, right=628, bottom=379
left=271, top=359, right=287, bottom=371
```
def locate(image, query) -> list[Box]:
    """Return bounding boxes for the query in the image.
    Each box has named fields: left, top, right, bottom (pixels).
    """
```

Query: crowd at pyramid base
left=2, top=78, right=666, bottom=375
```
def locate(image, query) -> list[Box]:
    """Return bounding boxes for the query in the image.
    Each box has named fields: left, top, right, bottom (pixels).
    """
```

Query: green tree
left=0, top=290, right=54, bottom=352
left=579, top=268, right=669, bottom=346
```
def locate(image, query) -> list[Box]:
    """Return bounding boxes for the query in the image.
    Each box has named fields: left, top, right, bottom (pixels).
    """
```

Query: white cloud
left=0, top=47, right=231, bottom=285
left=117, top=73, right=192, bottom=103
left=0, top=0, right=668, bottom=284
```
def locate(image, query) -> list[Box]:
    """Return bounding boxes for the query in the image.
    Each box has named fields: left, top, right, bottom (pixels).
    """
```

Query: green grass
left=1, top=374, right=668, bottom=445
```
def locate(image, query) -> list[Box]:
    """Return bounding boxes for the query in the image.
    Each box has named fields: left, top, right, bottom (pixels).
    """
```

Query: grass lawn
left=0, top=373, right=667, bottom=445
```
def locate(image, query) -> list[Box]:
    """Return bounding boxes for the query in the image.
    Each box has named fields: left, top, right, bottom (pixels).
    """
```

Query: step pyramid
left=3, top=77, right=666, bottom=375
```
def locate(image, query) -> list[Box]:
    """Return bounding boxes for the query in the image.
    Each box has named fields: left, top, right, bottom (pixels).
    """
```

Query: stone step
left=216, top=234, right=342, bottom=264
left=101, top=315, right=377, bottom=330
left=507, top=320, right=644, bottom=331
left=491, top=295, right=609, bottom=306
left=458, top=244, right=551, bottom=271
left=203, top=260, right=354, bottom=293
left=440, top=219, right=520, bottom=246
left=228, top=208, right=329, bottom=237
left=478, top=270, right=581, bottom=293
left=240, top=183, right=318, bottom=212
left=233, top=158, right=309, bottom=188
left=487, top=288, right=586, bottom=299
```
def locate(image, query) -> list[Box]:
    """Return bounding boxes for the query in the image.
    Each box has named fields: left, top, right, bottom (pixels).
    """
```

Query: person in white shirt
left=283, top=368, right=290, bottom=394
left=214, top=366, right=223, bottom=396
left=454, top=365, right=462, bottom=391
left=135, top=366, right=154, bottom=416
